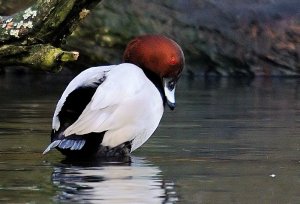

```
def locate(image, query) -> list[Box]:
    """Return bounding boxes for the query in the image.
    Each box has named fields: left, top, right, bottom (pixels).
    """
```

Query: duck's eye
left=168, top=81, right=176, bottom=90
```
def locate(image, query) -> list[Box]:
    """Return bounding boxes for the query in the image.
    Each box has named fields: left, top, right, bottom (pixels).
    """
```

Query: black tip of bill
left=167, top=100, right=176, bottom=110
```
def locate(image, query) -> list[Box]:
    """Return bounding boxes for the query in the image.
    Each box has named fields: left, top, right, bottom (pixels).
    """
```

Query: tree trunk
left=0, top=0, right=102, bottom=72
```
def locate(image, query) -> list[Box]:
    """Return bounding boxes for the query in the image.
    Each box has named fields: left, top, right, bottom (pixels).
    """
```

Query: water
left=0, top=72, right=300, bottom=203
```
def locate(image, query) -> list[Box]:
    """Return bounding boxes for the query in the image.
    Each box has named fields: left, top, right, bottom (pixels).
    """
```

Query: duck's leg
left=97, top=141, right=132, bottom=157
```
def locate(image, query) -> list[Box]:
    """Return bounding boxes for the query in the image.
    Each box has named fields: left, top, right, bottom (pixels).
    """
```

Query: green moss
left=14, top=45, right=78, bottom=72
left=42, top=47, right=62, bottom=68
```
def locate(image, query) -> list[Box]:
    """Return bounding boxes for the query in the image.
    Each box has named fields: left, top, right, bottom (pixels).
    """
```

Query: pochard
left=43, top=34, right=185, bottom=157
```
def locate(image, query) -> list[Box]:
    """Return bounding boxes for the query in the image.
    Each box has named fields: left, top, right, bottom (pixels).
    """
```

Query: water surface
left=0, top=72, right=299, bottom=203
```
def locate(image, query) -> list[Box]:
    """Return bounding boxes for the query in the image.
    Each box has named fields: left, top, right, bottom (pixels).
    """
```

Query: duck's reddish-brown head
left=123, top=35, right=185, bottom=110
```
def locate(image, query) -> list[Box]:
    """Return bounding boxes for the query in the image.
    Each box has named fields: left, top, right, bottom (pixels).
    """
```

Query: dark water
left=0, top=72, right=300, bottom=203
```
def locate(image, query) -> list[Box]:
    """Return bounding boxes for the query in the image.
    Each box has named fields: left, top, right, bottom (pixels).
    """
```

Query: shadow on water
left=52, top=157, right=177, bottom=203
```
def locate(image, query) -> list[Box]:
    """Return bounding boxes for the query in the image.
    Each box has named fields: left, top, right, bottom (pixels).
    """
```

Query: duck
left=43, top=34, right=185, bottom=158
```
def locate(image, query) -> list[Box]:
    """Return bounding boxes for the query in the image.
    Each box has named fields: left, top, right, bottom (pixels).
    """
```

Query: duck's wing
left=43, top=66, right=114, bottom=155
left=63, top=63, right=147, bottom=137
left=52, top=65, right=114, bottom=131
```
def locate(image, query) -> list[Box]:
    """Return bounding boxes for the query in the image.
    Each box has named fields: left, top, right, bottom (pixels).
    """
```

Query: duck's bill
left=163, top=78, right=176, bottom=110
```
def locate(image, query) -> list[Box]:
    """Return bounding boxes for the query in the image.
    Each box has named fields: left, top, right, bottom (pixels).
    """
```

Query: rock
left=1, top=0, right=299, bottom=76
left=0, top=0, right=34, bottom=15
left=66, top=0, right=300, bottom=76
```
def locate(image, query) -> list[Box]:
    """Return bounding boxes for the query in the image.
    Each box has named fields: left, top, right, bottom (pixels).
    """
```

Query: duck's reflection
left=52, top=156, right=178, bottom=204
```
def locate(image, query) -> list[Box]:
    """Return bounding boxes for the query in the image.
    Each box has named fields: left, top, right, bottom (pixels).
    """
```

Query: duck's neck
left=142, top=69, right=166, bottom=106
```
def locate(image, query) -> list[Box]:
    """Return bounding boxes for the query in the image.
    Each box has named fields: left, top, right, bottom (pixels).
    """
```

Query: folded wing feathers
left=90, top=64, right=144, bottom=110
left=43, top=139, right=86, bottom=155
left=52, top=65, right=113, bottom=131
left=64, top=64, right=145, bottom=136
left=42, top=140, right=61, bottom=155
